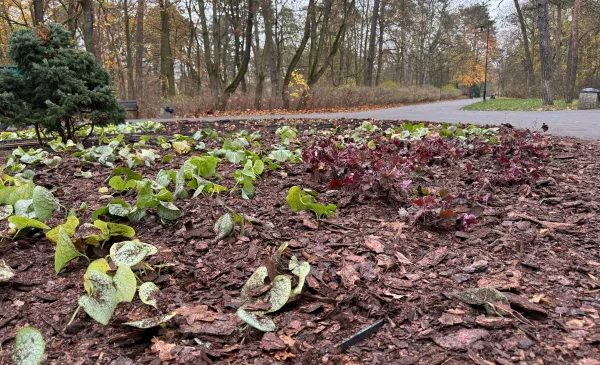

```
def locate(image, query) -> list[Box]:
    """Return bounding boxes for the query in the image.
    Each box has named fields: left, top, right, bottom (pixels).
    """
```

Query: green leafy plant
left=68, top=239, right=162, bottom=326
left=236, top=243, right=310, bottom=331
left=275, top=126, right=297, bottom=145
left=12, top=326, right=45, bottom=365
left=232, top=158, right=264, bottom=199
left=286, top=186, right=336, bottom=218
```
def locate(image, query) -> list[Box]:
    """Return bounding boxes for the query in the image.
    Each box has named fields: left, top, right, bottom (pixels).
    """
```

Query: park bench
left=118, top=100, right=139, bottom=118
left=578, top=88, right=600, bottom=110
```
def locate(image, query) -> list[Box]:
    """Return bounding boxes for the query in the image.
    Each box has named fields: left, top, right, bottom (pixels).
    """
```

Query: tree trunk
left=253, top=19, right=266, bottom=110
left=514, top=0, right=535, bottom=88
left=159, top=0, right=176, bottom=98
left=124, top=0, right=135, bottom=99
left=282, top=0, right=314, bottom=109
left=216, top=0, right=256, bottom=111
left=375, top=0, right=385, bottom=86
left=565, top=0, right=580, bottom=102
left=536, top=0, right=553, bottom=105
left=298, top=0, right=354, bottom=109
left=32, top=0, right=44, bottom=25
left=135, top=0, right=145, bottom=102
left=364, top=0, right=380, bottom=86
left=261, top=0, right=280, bottom=97
left=554, top=3, right=562, bottom=85
left=198, top=0, right=221, bottom=108
left=82, top=0, right=97, bottom=59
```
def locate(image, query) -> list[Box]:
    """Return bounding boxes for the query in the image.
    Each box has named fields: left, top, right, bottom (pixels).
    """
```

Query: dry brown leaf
left=364, top=235, right=385, bottom=253
left=151, top=338, right=176, bottom=361
left=338, top=264, right=360, bottom=289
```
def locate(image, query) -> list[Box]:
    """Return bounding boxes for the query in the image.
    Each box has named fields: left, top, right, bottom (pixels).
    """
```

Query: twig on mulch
left=319, top=220, right=359, bottom=231
left=507, top=212, right=577, bottom=231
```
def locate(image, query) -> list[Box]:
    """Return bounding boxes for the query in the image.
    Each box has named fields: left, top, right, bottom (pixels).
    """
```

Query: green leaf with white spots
left=108, top=202, right=130, bottom=217
left=156, top=201, right=182, bottom=222
left=84, top=259, right=110, bottom=295
left=123, top=312, right=177, bottom=328
left=236, top=309, right=275, bottom=332
left=78, top=270, right=117, bottom=325
left=46, top=216, right=79, bottom=244
left=139, top=282, right=159, bottom=308
left=264, top=275, right=292, bottom=313
left=238, top=266, right=269, bottom=303
left=0, top=205, right=13, bottom=220
left=106, top=221, right=135, bottom=238
left=31, top=186, right=59, bottom=221
left=289, top=257, right=310, bottom=297
left=174, top=166, right=188, bottom=199
left=12, top=326, right=45, bottom=365
left=0, top=259, right=14, bottom=282
left=55, top=227, right=84, bottom=274
left=214, top=212, right=234, bottom=242
left=113, top=265, right=137, bottom=303
left=110, top=241, right=157, bottom=267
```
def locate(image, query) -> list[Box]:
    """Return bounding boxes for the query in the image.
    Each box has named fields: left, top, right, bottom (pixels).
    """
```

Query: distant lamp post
left=479, top=24, right=490, bottom=102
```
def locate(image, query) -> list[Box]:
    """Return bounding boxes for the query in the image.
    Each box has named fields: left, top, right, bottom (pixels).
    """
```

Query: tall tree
left=159, top=0, right=176, bottom=97
left=32, top=0, right=44, bottom=25
left=282, top=0, right=314, bottom=109
left=536, top=0, right=553, bottom=105
left=298, top=0, right=354, bottom=109
left=216, top=0, right=256, bottom=110
left=513, top=0, right=535, bottom=88
left=553, top=1, right=562, bottom=84
left=565, top=0, right=580, bottom=102
left=123, top=0, right=135, bottom=99
left=135, top=0, right=145, bottom=101
left=261, top=0, right=280, bottom=97
left=82, top=0, right=97, bottom=59
left=364, top=0, right=380, bottom=86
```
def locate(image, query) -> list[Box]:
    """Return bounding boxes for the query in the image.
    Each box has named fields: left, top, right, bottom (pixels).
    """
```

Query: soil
left=1, top=119, right=599, bottom=365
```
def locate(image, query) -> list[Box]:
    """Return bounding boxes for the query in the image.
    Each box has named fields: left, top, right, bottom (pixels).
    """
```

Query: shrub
left=0, top=23, right=125, bottom=143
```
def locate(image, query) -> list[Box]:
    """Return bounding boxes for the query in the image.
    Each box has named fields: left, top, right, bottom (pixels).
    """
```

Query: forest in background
left=0, top=0, right=598, bottom=116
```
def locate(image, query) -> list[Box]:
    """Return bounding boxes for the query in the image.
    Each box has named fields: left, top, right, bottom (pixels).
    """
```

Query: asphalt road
left=132, top=98, right=600, bottom=139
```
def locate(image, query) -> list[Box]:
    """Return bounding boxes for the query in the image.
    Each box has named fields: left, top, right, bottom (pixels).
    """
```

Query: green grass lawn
left=461, top=98, right=578, bottom=111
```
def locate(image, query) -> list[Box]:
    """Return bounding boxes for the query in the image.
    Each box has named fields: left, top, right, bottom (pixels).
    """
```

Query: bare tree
left=159, top=0, right=176, bottom=97
left=82, top=0, right=97, bottom=59
left=364, top=0, right=380, bottom=86
left=536, top=0, right=553, bottom=105
left=565, top=0, right=580, bottom=102
left=514, top=0, right=535, bottom=88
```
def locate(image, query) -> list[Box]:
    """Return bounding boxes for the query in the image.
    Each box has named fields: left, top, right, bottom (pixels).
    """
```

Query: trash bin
left=578, top=88, right=600, bottom=109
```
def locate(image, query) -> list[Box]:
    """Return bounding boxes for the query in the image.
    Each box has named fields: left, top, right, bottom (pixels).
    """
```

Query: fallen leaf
left=279, top=335, right=296, bottom=347
left=417, top=247, right=448, bottom=267
left=302, top=218, right=319, bottom=230
left=433, top=329, right=489, bottom=350
left=383, top=277, right=413, bottom=289
left=151, top=338, right=176, bottom=361
left=260, top=332, right=286, bottom=351
left=439, top=309, right=465, bottom=326
left=364, top=235, right=385, bottom=253
left=475, top=315, right=513, bottom=329
left=177, top=304, right=216, bottom=324
left=477, top=270, right=522, bottom=291
left=338, top=264, right=360, bottom=290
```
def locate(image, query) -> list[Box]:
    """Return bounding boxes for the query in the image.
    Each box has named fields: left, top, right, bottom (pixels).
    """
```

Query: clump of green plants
left=236, top=243, right=310, bottom=331
left=286, top=186, right=336, bottom=218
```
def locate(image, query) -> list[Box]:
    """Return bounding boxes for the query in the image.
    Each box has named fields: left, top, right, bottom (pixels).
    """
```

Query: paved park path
left=133, top=98, right=600, bottom=139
